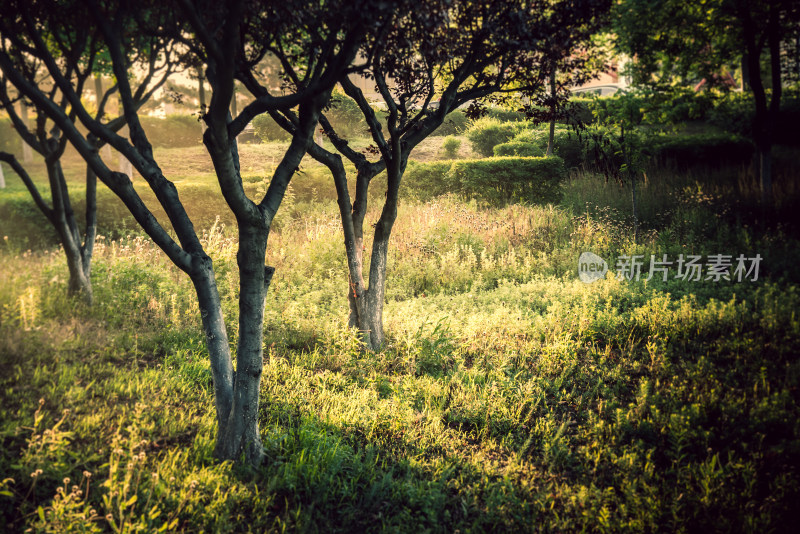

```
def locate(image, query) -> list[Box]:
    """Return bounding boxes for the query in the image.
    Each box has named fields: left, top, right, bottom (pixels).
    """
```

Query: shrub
left=450, top=156, right=565, bottom=206
left=325, top=92, right=367, bottom=138
left=709, top=87, right=800, bottom=146
left=493, top=141, right=544, bottom=158
left=485, top=107, right=527, bottom=122
left=403, top=156, right=565, bottom=206
left=139, top=114, right=202, bottom=148
left=566, top=97, right=598, bottom=125
left=252, top=114, right=292, bottom=143
left=512, top=128, right=585, bottom=168
left=649, top=133, right=755, bottom=168
left=402, top=160, right=455, bottom=201
left=465, top=118, right=523, bottom=157
left=442, top=136, right=462, bottom=158
left=431, top=110, right=469, bottom=136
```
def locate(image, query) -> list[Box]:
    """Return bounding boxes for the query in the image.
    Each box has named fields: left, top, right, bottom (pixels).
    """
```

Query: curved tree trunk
left=47, top=148, right=97, bottom=305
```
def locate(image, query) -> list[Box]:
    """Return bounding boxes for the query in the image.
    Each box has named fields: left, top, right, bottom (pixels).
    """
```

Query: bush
left=709, top=87, right=800, bottom=146
left=465, top=118, right=524, bottom=157
left=402, top=160, right=455, bottom=200
left=485, top=107, right=527, bottom=122
left=566, top=97, right=598, bottom=125
left=649, top=133, right=755, bottom=168
left=493, top=141, right=544, bottom=158
left=451, top=157, right=565, bottom=206
left=430, top=110, right=469, bottom=136
left=325, top=92, right=367, bottom=138
left=252, top=114, right=292, bottom=143
left=442, top=136, right=462, bottom=158
left=139, top=114, right=202, bottom=148
left=512, top=128, right=585, bottom=168
left=403, top=156, right=565, bottom=206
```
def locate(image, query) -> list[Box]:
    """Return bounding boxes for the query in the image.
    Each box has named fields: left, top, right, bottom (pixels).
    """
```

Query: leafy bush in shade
left=325, top=92, right=368, bottom=138
left=485, top=107, right=528, bottom=122
left=431, top=110, right=469, bottom=137
left=648, top=133, right=755, bottom=168
left=403, top=156, right=565, bottom=206
left=252, top=113, right=292, bottom=143
left=138, top=114, right=203, bottom=148
left=493, top=140, right=544, bottom=158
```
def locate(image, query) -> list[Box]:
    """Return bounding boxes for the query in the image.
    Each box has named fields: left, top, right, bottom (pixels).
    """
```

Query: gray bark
left=19, top=101, right=33, bottom=163
left=94, top=76, right=113, bottom=161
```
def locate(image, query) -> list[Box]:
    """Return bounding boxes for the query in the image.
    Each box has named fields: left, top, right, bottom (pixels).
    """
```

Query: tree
left=0, top=2, right=174, bottom=304
left=266, top=0, right=611, bottom=351
left=613, top=0, right=800, bottom=206
left=0, top=0, right=404, bottom=467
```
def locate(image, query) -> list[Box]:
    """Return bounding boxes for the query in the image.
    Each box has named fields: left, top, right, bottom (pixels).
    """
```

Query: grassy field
left=1, top=137, right=799, bottom=532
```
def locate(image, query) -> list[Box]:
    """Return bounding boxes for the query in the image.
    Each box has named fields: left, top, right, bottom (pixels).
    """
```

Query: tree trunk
left=631, top=174, right=639, bottom=244
left=546, top=70, right=556, bottom=156
left=19, top=101, right=33, bottom=163
left=741, top=54, right=750, bottom=91
left=94, top=76, right=113, bottom=161
left=47, top=156, right=94, bottom=305
left=214, top=224, right=268, bottom=465
left=352, top=168, right=400, bottom=352
left=188, top=257, right=236, bottom=456
left=230, top=82, right=238, bottom=120
left=197, top=69, right=207, bottom=134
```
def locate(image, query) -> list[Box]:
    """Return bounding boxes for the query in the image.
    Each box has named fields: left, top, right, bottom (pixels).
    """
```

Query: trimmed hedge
left=139, top=114, right=202, bottom=148
left=403, top=156, right=565, bottom=206
left=403, top=160, right=454, bottom=199
left=493, top=140, right=544, bottom=158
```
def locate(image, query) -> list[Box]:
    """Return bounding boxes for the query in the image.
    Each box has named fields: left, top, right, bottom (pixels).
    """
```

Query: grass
left=0, top=137, right=799, bottom=532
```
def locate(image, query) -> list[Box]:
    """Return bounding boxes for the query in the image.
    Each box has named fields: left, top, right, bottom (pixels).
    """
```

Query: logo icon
left=578, top=252, right=608, bottom=283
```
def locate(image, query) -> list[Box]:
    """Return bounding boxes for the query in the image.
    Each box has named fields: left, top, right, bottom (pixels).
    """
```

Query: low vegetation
left=1, top=106, right=799, bottom=531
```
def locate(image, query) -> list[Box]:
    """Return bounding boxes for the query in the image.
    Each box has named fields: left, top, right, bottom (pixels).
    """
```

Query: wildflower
left=63, top=477, right=70, bottom=485
left=83, top=471, right=92, bottom=479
